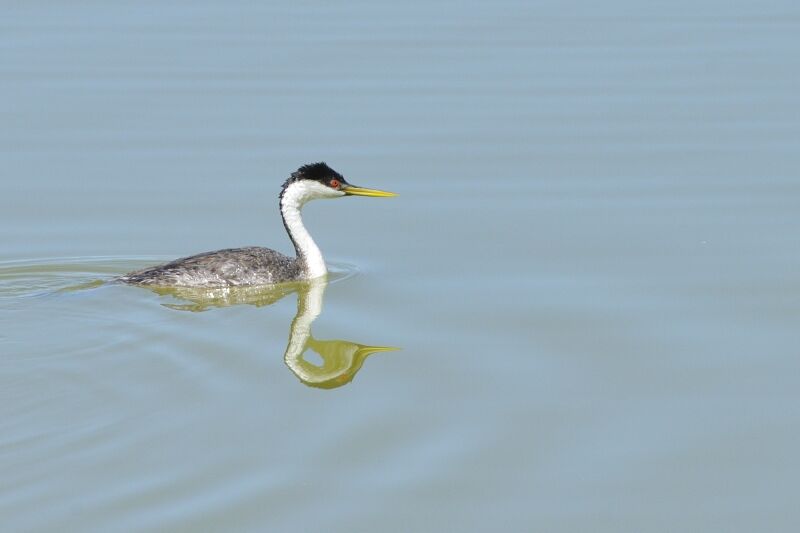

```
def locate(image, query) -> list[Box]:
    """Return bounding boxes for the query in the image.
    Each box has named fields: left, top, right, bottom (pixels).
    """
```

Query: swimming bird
left=120, top=163, right=396, bottom=287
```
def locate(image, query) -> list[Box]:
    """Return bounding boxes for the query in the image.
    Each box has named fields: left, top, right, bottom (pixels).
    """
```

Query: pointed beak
left=342, top=184, right=398, bottom=198
left=358, top=345, right=401, bottom=355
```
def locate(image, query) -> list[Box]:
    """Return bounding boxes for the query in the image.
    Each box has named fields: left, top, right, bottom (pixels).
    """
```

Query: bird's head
left=281, top=162, right=397, bottom=205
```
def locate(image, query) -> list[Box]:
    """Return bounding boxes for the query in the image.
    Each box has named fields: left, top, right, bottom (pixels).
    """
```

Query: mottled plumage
left=119, top=247, right=303, bottom=287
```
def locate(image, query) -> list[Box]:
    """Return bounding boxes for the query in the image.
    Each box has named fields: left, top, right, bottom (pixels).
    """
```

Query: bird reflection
left=146, top=277, right=398, bottom=389
left=283, top=277, right=398, bottom=389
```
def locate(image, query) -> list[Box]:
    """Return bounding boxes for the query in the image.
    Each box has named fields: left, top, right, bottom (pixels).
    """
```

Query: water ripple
left=0, top=256, right=359, bottom=302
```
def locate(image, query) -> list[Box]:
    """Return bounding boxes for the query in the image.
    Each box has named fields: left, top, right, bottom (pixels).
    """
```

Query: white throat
left=280, top=180, right=343, bottom=279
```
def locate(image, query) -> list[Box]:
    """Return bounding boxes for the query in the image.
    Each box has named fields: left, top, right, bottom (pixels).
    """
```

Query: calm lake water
left=2, top=1, right=799, bottom=531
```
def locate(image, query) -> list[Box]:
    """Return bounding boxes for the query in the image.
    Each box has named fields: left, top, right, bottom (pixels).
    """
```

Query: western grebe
left=120, top=162, right=396, bottom=287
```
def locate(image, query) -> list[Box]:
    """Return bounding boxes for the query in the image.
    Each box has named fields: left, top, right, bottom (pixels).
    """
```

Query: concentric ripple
left=0, top=256, right=359, bottom=302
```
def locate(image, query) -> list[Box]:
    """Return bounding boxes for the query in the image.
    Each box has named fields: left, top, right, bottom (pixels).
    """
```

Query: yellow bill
left=343, top=185, right=398, bottom=197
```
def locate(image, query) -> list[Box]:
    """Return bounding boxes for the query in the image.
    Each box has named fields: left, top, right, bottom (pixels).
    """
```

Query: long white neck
left=280, top=182, right=328, bottom=279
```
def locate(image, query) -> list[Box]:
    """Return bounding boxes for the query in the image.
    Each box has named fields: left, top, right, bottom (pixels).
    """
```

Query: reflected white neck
left=284, top=277, right=326, bottom=376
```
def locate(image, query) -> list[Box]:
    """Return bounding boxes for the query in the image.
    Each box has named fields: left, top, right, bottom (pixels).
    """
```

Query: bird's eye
left=330, top=179, right=340, bottom=189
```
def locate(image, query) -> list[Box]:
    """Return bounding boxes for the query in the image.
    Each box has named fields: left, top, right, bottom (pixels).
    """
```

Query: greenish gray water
left=2, top=1, right=799, bottom=531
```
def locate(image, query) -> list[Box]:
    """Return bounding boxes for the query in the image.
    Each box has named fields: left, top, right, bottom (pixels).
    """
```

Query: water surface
left=2, top=1, right=799, bottom=531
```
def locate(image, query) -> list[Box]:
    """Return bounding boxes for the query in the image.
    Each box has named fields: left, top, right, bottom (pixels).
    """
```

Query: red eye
left=330, top=179, right=340, bottom=189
